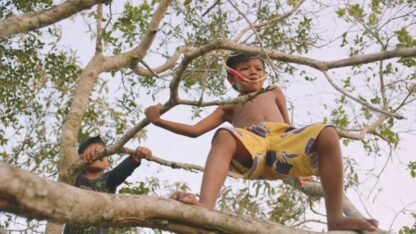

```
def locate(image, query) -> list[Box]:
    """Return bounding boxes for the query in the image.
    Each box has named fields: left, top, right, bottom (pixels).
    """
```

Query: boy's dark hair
left=225, top=53, right=265, bottom=91
left=78, top=136, right=106, bottom=155
left=226, top=53, right=265, bottom=70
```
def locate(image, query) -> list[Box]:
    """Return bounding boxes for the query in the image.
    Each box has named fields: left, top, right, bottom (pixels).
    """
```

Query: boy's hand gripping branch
left=131, top=146, right=152, bottom=164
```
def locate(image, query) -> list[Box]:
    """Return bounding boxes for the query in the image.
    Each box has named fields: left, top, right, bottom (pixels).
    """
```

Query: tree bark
left=0, top=0, right=110, bottom=38
left=0, top=163, right=388, bottom=234
left=44, top=221, right=62, bottom=234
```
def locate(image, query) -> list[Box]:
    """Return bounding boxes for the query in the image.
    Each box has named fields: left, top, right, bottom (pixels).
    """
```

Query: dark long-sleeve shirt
left=63, top=157, right=140, bottom=234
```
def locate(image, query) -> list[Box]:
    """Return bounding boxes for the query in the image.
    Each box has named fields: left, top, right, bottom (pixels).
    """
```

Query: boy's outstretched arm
left=108, top=146, right=152, bottom=189
left=145, top=103, right=227, bottom=138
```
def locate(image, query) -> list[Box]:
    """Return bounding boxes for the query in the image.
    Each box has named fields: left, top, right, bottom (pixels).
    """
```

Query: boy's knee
left=213, top=129, right=233, bottom=142
left=320, top=126, right=339, bottom=140
left=314, top=126, right=339, bottom=151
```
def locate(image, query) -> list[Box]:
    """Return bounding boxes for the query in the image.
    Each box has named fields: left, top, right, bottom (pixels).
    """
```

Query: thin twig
left=232, top=0, right=305, bottom=42
left=366, top=144, right=393, bottom=200
left=202, top=0, right=221, bottom=17
left=177, top=86, right=275, bottom=107
left=322, top=71, right=403, bottom=119
left=388, top=200, right=416, bottom=232
left=120, top=147, right=241, bottom=178
left=139, top=60, right=161, bottom=78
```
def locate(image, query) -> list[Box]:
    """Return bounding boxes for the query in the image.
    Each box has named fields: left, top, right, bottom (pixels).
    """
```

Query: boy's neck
left=83, top=170, right=105, bottom=180
left=238, top=89, right=261, bottom=96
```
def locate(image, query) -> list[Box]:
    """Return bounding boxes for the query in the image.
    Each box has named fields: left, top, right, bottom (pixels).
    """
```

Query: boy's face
left=80, top=143, right=110, bottom=171
left=227, top=58, right=265, bottom=94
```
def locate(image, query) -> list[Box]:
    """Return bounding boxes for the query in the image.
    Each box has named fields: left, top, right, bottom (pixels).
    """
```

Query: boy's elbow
left=187, top=131, right=201, bottom=138
left=186, top=128, right=204, bottom=138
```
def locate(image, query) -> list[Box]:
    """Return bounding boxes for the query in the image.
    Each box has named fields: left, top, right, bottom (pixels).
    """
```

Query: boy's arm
left=145, top=104, right=227, bottom=138
left=274, top=86, right=291, bottom=124
left=107, top=146, right=151, bottom=189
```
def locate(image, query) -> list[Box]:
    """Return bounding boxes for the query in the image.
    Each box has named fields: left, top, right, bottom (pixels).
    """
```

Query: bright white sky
left=56, top=2, right=416, bottom=233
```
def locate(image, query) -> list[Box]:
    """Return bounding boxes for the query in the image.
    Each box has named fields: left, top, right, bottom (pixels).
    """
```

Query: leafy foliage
left=409, top=162, right=416, bottom=178
left=0, top=0, right=415, bottom=232
left=399, top=213, right=416, bottom=234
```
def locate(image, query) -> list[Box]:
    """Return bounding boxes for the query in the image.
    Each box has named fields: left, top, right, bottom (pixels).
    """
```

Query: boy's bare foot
left=170, top=192, right=199, bottom=205
left=328, top=217, right=378, bottom=231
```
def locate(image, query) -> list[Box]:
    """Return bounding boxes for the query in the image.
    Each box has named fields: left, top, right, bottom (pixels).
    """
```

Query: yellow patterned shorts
left=216, top=122, right=332, bottom=180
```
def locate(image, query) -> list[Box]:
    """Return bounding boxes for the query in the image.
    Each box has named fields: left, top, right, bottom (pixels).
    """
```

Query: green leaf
left=395, top=28, right=416, bottom=48
left=184, top=0, right=192, bottom=6
left=368, top=13, right=377, bottom=25
left=336, top=8, right=346, bottom=17
left=348, top=4, right=365, bottom=20
left=370, top=97, right=380, bottom=104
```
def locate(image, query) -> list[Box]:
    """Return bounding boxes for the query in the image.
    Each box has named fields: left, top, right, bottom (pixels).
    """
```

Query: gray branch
left=0, top=163, right=387, bottom=234
left=322, top=71, right=403, bottom=119
left=0, top=0, right=110, bottom=38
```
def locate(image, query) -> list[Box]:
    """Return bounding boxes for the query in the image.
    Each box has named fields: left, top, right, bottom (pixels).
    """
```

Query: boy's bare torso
left=223, top=89, right=285, bottom=127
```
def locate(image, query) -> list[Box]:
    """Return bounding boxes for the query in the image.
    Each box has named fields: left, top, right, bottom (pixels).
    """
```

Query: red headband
left=225, top=64, right=266, bottom=83
left=225, top=66, right=246, bottom=81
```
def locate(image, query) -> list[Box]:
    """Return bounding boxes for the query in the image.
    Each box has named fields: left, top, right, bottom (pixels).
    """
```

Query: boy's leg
left=314, top=127, right=378, bottom=231
left=171, top=129, right=252, bottom=209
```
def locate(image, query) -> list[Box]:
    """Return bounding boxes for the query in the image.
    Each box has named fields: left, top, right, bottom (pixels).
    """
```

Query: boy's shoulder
left=269, top=84, right=280, bottom=91
left=269, top=85, right=285, bottom=96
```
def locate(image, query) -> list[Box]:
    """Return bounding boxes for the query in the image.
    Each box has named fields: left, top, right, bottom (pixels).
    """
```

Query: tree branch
left=60, top=0, right=173, bottom=182
left=95, top=3, right=103, bottom=53
left=101, top=0, right=173, bottom=72
left=214, top=40, right=416, bottom=70
left=338, top=115, right=389, bottom=140
left=59, top=54, right=106, bottom=184
left=321, top=71, right=403, bottom=119
left=232, top=0, right=305, bottom=42
left=0, top=0, right=111, bottom=38
left=177, top=86, right=275, bottom=107
left=121, top=148, right=377, bottom=229
left=129, top=47, right=192, bottom=77
left=0, top=163, right=387, bottom=234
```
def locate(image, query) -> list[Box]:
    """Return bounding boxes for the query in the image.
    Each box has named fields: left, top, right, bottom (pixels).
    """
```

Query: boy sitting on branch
left=145, top=53, right=378, bottom=231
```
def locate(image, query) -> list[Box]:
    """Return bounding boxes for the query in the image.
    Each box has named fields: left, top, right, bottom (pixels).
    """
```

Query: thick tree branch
left=101, top=0, right=173, bottom=72
left=127, top=41, right=415, bottom=80
left=59, top=54, right=106, bottom=184
left=145, top=152, right=372, bottom=221
left=214, top=40, right=416, bottom=70
left=130, top=46, right=192, bottom=77
left=60, top=0, right=172, bottom=182
left=0, top=0, right=110, bottom=38
left=121, top=148, right=379, bottom=229
left=95, top=3, right=104, bottom=53
left=0, top=163, right=387, bottom=234
left=142, top=39, right=416, bottom=73
left=169, top=42, right=224, bottom=102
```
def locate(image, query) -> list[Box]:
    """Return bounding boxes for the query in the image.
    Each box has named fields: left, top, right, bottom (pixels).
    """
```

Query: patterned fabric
left=63, top=157, right=140, bottom=234
left=217, top=122, right=332, bottom=180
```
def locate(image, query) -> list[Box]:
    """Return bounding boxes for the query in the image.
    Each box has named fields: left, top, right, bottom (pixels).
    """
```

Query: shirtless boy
left=145, top=54, right=378, bottom=231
